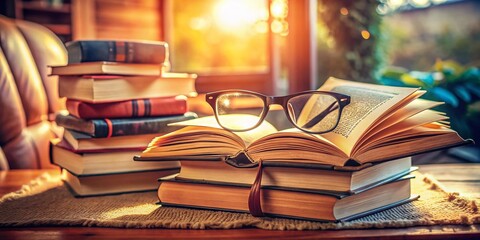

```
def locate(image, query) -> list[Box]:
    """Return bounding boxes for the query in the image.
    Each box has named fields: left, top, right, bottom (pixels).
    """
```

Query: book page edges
left=355, top=138, right=473, bottom=164
left=158, top=181, right=418, bottom=222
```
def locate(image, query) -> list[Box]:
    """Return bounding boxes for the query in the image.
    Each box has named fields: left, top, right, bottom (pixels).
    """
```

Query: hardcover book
left=62, top=168, right=179, bottom=197
left=137, top=77, right=470, bottom=167
left=51, top=61, right=168, bottom=76
left=63, top=129, right=159, bottom=152
left=168, top=157, right=413, bottom=193
left=66, top=40, right=169, bottom=64
left=66, top=96, right=188, bottom=119
left=56, top=112, right=198, bottom=138
left=51, top=139, right=180, bottom=176
left=58, top=72, right=197, bottom=103
left=158, top=176, right=416, bottom=221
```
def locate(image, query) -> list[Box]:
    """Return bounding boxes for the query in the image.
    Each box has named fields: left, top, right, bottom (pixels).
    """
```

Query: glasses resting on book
left=206, top=90, right=351, bottom=134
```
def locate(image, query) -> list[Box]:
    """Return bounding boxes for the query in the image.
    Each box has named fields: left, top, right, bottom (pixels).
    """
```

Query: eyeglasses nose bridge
left=266, top=96, right=289, bottom=112
left=268, top=96, right=285, bottom=105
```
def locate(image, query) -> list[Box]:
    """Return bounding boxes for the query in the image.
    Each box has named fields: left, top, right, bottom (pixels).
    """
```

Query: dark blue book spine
left=92, top=113, right=197, bottom=138
left=66, top=40, right=168, bottom=64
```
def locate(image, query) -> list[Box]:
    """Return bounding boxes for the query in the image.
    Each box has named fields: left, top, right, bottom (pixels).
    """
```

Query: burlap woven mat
left=0, top=172, right=478, bottom=230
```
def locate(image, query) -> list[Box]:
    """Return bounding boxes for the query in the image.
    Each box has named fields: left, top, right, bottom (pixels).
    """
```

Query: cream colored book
left=58, top=72, right=197, bottom=103
left=138, top=77, right=470, bottom=167
left=51, top=140, right=180, bottom=176
left=51, top=61, right=168, bottom=76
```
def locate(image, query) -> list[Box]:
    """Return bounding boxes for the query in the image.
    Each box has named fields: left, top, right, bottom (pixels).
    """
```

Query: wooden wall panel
left=93, top=0, right=162, bottom=41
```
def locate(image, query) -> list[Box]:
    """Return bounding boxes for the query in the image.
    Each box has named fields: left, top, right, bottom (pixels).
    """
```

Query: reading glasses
left=206, top=90, right=351, bottom=134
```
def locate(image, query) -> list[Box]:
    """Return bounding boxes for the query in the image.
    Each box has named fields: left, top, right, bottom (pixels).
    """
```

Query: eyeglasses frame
left=206, top=89, right=351, bottom=134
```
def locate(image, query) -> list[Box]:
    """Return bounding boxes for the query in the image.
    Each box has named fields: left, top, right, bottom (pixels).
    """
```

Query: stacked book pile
left=135, top=77, right=470, bottom=221
left=50, top=40, right=198, bottom=197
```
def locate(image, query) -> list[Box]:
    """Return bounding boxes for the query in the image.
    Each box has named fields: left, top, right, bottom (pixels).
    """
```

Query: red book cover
left=66, top=96, right=188, bottom=119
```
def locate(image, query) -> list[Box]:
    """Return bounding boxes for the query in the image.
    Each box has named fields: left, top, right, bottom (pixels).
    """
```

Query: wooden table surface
left=0, top=165, right=479, bottom=240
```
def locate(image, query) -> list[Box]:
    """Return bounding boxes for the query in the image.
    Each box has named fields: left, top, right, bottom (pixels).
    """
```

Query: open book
left=138, top=77, right=470, bottom=167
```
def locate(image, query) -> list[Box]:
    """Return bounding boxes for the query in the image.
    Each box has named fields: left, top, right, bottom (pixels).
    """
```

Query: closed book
left=63, top=129, right=159, bottom=152
left=51, top=61, right=168, bottom=76
left=63, top=168, right=179, bottom=197
left=58, top=72, right=197, bottom=103
left=51, top=139, right=180, bottom=176
left=56, top=112, right=198, bottom=138
left=66, top=96, right=188, bottom=119
left=158, top=177, right=416, bottom=222
left=66, top=40, right=169, bottom=64
left=168, top=157, right=414, bottom=194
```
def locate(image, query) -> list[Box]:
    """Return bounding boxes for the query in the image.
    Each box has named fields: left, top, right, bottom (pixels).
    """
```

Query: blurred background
left=1, top=0, right=479, bottom=161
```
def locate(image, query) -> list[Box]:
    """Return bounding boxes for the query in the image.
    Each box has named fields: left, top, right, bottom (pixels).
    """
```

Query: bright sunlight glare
left=213, top=0, right=265, bottom=32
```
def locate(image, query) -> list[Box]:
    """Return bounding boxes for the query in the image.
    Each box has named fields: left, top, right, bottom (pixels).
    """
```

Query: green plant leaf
left=381, top=66, right=408, bottom=80
left=409, top=71, right=435, bottom=88
left=429, top=87, right=459, bottom=107
left=460, top=67, right=480, bottom=84
left=452, top=85, right=471, bottom=103
left=378, top=77, right=407, bottom=87
left=400, top=74, right=426, bottom=87
left=433, top=59, right=465, bottom=82
left=465, top=82, right=480, bottom=99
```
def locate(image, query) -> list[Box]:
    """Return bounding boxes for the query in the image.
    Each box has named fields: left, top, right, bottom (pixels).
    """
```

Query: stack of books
left=134, top=77, right=470, bottom=221
left=50, top=40, right=198, bottom=197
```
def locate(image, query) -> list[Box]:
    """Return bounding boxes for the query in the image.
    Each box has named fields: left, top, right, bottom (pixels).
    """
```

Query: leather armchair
left=0, top=15, right=67, bottom=169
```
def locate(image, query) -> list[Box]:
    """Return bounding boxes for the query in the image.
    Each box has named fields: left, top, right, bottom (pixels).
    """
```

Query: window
left=163, top=0, right=274, bottom=94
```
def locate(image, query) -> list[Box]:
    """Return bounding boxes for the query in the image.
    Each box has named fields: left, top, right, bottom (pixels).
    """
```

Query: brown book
left=51, top=139, right=180, bottom=176
left=158, top=177, right=415, bottom=221
left=58, top=72, right=197, bottom=103
left=51, top=61, right=168, bottom=76
left=173, top=157, right=413, bottom=193
left=138, top=77, right=470, bottom=167
left=63, top=168, right=179, bottom=197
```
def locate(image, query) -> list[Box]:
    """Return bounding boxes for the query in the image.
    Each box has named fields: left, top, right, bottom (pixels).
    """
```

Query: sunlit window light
left=213, top=0, right=265, bottom=32
left=271, top=20, right=287, bottom=34
left=361, top=30, right=371, bottom=40
left=189, top=17, right=209, bottom=31
left=271, top=0, right=288, bottom=18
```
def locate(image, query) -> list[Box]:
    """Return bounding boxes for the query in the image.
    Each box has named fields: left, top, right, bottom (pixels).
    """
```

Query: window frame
left=160, top=0, right=314, bottom=95
left=161, top=0, right=274, bottom=94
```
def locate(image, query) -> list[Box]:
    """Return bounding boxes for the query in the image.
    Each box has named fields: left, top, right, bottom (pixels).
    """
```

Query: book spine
left=66, top=41, right=168, bottom=64
left=66, top=97, right=188, bottom=119
left=92, top=113, right=197, bottom=138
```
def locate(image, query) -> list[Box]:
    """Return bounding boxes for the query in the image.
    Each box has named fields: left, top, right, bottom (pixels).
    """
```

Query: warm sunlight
left=213, top=0, right=265, bottom=32
left=100, top=204, right=158, bottom=219
left=171, top=0, right=269, bottom=73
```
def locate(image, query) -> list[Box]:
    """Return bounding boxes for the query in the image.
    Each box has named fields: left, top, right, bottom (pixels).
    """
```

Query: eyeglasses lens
left=287, top=93, right=340, bottom=133
left=216, top=92, right=265, bottom=131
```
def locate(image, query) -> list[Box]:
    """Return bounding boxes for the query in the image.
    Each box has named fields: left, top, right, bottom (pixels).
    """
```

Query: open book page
left=354, top=126, right=463, bottom=163
left=354, top=98, right=441, bottom=143
left=300, top=77, right=421, bottom=156
left=141, top=126, right=245, bottom=158
left=352, top=110, right=449, bottom=158
left=352, top=99, right=444, bottom=154
left=168, top=115, right=278, bottom=146
left=247, top=128, right=349, bottom=165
